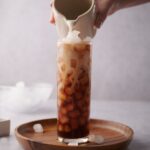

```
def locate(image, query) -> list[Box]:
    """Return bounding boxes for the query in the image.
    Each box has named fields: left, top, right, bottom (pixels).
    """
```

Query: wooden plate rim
left=15, top=118, right=134, bottom=148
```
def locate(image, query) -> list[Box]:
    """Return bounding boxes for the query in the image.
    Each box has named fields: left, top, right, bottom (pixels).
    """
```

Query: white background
left=0, top=0, right=150, bottom=101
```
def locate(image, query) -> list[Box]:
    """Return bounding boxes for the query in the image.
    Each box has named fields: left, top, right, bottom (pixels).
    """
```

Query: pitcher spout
left=53, top=0, right=97, bottom=40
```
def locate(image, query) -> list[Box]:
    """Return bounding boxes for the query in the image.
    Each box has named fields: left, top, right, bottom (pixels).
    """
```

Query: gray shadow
left=128, top=138, right=150, bottom=150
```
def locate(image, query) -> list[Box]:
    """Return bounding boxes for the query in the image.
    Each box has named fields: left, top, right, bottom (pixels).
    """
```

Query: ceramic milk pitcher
left=52, top=0, right=96, bottom=40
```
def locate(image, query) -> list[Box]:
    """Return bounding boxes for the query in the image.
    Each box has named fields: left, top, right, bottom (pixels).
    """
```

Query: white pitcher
left=52, top=0, right=96, bottom=40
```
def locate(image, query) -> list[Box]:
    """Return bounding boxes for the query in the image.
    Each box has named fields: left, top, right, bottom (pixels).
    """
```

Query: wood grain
left=15, top=118, right=133, bottom=150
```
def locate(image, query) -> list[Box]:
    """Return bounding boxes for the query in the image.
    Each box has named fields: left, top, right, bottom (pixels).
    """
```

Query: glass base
left=58, top=136, right=89, bottom=144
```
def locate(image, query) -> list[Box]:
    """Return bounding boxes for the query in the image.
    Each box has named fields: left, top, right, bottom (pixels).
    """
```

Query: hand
left=50, top=0, right=120, bottom=28
left=94, top=0, right=120, bottom=28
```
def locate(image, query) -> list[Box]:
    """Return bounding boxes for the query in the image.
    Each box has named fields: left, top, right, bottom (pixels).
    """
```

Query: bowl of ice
left=0, top=82, right=53, bottom=113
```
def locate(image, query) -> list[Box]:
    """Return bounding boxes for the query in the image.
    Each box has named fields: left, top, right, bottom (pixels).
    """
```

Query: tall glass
left=57, top=41, right=91, bottom=143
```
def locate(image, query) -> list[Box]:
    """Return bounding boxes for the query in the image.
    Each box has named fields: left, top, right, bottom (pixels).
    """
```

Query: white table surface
left=0, top=100, right=150, bottom=150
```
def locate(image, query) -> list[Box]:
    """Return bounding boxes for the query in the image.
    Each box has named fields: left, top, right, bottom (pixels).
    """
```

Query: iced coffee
left=57, top=41, right=91, bottom=142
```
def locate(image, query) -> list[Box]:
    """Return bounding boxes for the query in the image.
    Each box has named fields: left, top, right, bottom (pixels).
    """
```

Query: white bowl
left=0, top=82, right=53, bottom=113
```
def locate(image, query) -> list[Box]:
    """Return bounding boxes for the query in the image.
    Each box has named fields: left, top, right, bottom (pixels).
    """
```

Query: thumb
left=50, top=12, right=55, bottom=24
left=50, top=1, right=55, bottom=24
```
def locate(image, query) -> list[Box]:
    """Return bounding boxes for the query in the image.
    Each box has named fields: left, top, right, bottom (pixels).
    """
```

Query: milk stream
left=62, top=20, right=92, bottom=44
left=66, top=21, right=75, bottom=33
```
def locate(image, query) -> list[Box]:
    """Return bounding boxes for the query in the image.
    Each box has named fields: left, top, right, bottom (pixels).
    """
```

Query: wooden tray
left=15, top=118, right=133, bottom=150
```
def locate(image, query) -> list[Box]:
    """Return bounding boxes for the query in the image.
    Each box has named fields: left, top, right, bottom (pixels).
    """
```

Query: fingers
left=108, top=1, right=120, bottom=16
left=50, top=1, right=55, bottom=24
left=94, top=0, right=106, bottom=28
left=94, top=12, right=106, bottom=28
left=50, top=12, right=55, bottom=24
left=94, top=0, right=116, bottom=28
left=94, top=12, right=101, bottom=28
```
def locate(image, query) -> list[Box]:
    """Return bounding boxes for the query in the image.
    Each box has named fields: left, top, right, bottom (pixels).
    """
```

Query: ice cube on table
left=89, top=135, right=104, bottom=144
left=33, top=124, right=44, bottom=133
